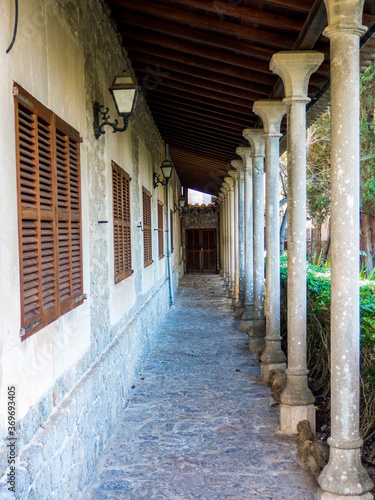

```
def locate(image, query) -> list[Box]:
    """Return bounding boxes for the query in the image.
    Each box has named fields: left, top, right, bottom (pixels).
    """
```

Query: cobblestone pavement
left=84, top=275, right=318, bottom=500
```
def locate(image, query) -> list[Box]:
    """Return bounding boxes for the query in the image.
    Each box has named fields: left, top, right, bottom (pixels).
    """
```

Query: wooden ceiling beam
left=109, top=0, right=296, bottom=48
left=135, top=69, right=267, bottom=103
left=129, top=53, right=274, bottom=94
left=149, top=86, right=254, bottom=117
left=154, top=115, right=243, bottom=141
left=156, top=119, right=241, bottom=145
left=146, top=95, right=253, bottom=126
left=143, top=79, right=253, bottom=109
left=164, top=137, right=234, bottom=158
left=158, top=127, right=238, bottom=151
left=154, top=0, right=304, bottom=32
left=115, top=12, right=274, bottom=60
left=169, top=148, right=229, bottom=169
left=264, top=0, right=313, bottom=12
left=170, top=159, right=228, bottom=175
left=172, top=162, right=227, bottom=179
left=122, top=31, right=272, bottom=75
left=127, top=43, right=277, bottom=86
left=149, top=105, right=246, bottom=135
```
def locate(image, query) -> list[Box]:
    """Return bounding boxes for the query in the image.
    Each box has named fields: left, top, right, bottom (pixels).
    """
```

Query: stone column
left=270, top=51, right=323, bottom=435
left=220, top=186, right=228, bottom=285
left=231, top=160, right=245, bottom=318
left=217, top=193, right=224, bottom=277
left=318, top=1, right=374, bottom=498
left=223, top=177, right=234, bottom=296
left=252, top=101, right=287, bottom=383
left=236, top=147, right=254, bottom=333
left=228, top=169, right=239, bottom=307
left=243, top=130, right=266, bottom=354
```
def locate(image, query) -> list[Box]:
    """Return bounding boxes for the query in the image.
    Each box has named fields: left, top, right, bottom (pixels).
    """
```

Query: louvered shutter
left=55, top=116, right=83, bottom=315
left=15, top=84, right=83, bottom=340
left=142, top=187, right=152, bottom=267
left=158, top=201, right=164, bottom=259
left=112, top=161, right=132, bottom=283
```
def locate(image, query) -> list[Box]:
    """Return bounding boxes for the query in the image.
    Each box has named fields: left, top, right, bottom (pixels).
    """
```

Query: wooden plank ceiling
left=105, top=0, right=375, bottom=195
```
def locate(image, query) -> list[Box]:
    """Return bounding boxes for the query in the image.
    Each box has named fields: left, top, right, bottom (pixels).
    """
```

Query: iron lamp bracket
left=94, top=102, right=130, bottom=139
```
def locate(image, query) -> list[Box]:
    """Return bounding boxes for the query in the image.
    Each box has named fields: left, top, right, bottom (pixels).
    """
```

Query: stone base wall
left=0, top=275, right=175, bottom=500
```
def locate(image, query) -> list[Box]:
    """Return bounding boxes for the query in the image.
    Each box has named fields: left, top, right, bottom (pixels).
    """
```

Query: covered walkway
left=85, top=275, right=317, bottom=499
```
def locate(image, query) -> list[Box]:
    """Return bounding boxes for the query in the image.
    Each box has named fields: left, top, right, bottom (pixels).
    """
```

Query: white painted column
left=236, top=147, right=254, bottom=333
left=231, top=160, right=245, bottom=318
left=270, top=51, right=323, bottom=435
left=243, top=130, right=266, bottom=354
left=253, top=101, right=287, bottom=382
left=228, top=170, right=239, bottom=307
left=318, top=1, right=374, bottom=498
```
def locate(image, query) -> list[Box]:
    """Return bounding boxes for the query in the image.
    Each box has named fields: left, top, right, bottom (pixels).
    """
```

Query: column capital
left=231, top=159, right=245, bottom=180
left=220, top=185, right=228, bottom=197
left=252, top=100, right=286, bottom=136
left=323, top=0, right=367, bottom=37
left=231, top=159, right=244, bottom=172
left=270, top=51, right=324, bottom=103
left=223, top=176, right=234, bottom=190
left=227, top=170, right=238, bottom=184
left=236, top=147, right=252, bottom=170
left=243, top=129, right=265, bottom=158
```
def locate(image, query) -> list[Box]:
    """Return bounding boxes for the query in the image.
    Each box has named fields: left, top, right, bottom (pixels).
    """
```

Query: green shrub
left=279, top=253, right=375, bottom=456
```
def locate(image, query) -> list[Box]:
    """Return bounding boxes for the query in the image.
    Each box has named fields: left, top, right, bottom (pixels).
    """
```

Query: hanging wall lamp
left=153, top=145, right=174, bottom=188
left=94, top=75, right=139, bottom=139
left=174, top=196, right=186, bottom=215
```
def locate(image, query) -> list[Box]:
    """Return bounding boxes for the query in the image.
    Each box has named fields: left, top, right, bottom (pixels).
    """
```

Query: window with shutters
left=14, top=83, right=84, bottom=340
left=112, top=161, right=132, bottom=283
left=142, top=187, right=152, bottom=267
left=157, top=201, right=164, bottom=260
left=170, top=209, right=174, bottom=253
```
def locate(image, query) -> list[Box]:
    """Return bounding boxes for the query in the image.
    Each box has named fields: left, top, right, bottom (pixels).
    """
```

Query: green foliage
left=280, top=255, right=375, bottom=449
left=306, top=112, right=331, bottom=224
left=360, top=66, right=375, bottom=216
left=305, top=65, right=375, bottom=222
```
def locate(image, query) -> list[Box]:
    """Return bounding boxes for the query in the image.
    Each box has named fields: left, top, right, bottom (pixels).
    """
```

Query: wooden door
left=186, top=229, right=217, bottom=274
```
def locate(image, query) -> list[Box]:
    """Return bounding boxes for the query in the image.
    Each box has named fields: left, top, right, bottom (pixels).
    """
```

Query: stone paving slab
left=83, top=275, right=318, bottom=500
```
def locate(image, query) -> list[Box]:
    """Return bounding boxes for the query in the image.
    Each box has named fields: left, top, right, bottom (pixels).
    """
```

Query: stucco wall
left=0, top=0, right=181, bottom=497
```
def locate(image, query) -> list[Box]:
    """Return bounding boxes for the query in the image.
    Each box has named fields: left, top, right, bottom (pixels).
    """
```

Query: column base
left=231, top=296, right=239, bottom=307
left=234, top=304, right=244, bottom=318
left=280, top=403, right=316, bottom=435
left=319, top=445, right=374, bottom=499
left=240, top=304, right=253, bottom=332
left=319, top=493, right=373, bottom=500
left=248, top=335, right=265, bottom=354
left=253, top=317, right=266, bottom=337
left=260, top=362, right=286, bottom=384
left=228, top=290, right=234, bottom=299
left=240, top=319, right=253, bottom=333
left=248, top=318, right=266, bottom=352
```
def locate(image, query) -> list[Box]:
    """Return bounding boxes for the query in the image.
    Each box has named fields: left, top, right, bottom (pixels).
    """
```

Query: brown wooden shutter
left=170, top=209, right=174, bottom=253
left=15, top=84, right=83, bottom=340
left=158, top=201, right=164, bottom=259
left=112, top=161, right=132, bottom=283
left=142, top=187, right=152, bottom=267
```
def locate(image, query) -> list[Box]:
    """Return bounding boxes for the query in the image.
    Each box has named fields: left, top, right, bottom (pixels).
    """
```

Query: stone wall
left=0, top=0, right=181, bottom=497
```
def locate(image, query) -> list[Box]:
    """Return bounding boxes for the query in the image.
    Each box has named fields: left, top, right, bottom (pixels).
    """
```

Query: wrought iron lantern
left=94, top=75, right=139, bottom=139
